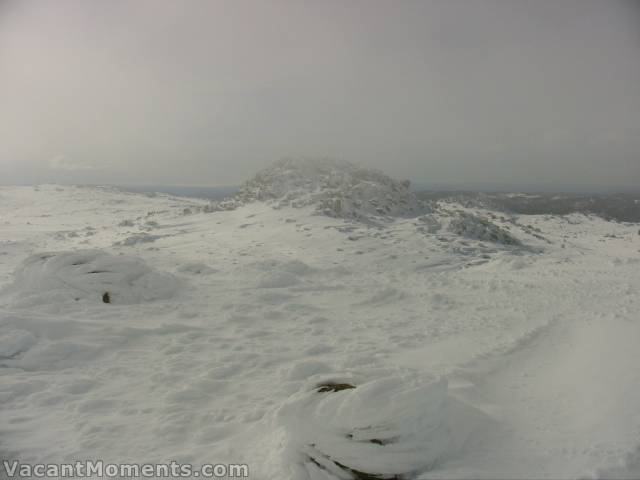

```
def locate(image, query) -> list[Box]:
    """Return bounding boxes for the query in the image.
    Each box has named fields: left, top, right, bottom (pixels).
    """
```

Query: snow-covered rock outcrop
left=449, top=212, right=522, bottom=246
left=204, top=158, right=529, bottom=247
left=6, top=250, right=180, bottom=305
left=217, top=158, right=424, bottom=221
left=274, top=373, right=451, bottom=479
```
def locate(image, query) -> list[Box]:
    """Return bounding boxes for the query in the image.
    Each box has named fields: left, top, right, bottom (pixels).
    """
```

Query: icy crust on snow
left=216, top=158, right=423, bottom=221
left=6, top=250, right=180, bottom=305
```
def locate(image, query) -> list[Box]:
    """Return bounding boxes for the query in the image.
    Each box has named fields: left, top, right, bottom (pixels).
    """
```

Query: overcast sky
left=1, top=0, right=639, bottom=189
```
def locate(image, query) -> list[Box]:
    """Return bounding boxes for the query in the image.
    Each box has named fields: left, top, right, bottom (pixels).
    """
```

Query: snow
left=275, top=373, right=450, bottom=478
left=5, top=250, right=180, bottom=306
left=0, top=174, right=639, bottom=479
left=176, top=262, right=217, bottom=275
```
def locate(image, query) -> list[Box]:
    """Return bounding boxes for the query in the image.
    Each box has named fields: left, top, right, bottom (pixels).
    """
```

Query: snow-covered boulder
left=7, top=250, right=180, bottom=305
left=226, top=158, right=424, bottom=221
left=449, top=212, right=522, bottom=246
left=275, top=373, right=451, bottom=479
left=176, top=262, right=217, bottom=275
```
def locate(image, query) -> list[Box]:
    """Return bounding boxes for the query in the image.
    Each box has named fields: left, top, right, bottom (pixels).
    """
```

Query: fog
left=1, top=0, right=639, bottom=190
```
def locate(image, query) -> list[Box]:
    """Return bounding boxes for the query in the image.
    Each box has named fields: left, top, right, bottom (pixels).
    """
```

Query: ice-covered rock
left=6, top=250, right=180, bottom=305
left=275, top=373, right=451, bottom=479
left=449, top=212, right=522, bottom=246
left=221, top=158, right=425, bottom=221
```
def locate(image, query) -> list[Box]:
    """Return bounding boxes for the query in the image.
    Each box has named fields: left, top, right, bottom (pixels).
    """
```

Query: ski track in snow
left=0, top=184, right=639, bottom=479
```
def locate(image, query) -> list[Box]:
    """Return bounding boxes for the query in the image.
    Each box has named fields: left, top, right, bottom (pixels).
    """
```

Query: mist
left=1, top=0, right=639, bottom=190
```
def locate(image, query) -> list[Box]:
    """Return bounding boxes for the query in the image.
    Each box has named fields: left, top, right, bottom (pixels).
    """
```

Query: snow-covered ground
left=1, top=175, right=639, bottom=478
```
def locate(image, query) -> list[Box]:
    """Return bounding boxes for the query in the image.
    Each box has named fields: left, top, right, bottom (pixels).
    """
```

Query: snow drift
left=6, top=250, right=180, bottom=305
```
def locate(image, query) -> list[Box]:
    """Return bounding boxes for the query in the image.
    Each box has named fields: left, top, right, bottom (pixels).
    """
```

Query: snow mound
left=251, top=259, right=316, bottom=276
left=0, top=329, right=37, bottom=359
left=251, top=258, right=317, bottom=289
left=219, top=158, right=424, bottom=220
left=8, top=250, right=180, bottom=305
left=257, top=272, right=299, bottom=289
left=449, top=212, right=522, bottom=246
left=176, top=262, right=217, bottom=275
left=275, top=373, right=451, bottom=479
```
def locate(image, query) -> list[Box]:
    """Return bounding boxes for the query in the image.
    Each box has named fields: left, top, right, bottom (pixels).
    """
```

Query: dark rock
left=316, top=382, right=356, bottom=393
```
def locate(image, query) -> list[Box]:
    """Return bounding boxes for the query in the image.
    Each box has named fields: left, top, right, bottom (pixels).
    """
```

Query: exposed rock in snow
left=5, top=250, right=180, bottom=305
left=216, top=158, right=425, bottom=221
left=115, top=233, right=163, bottom=246
left=415, top=214, right=443, bottom=234
left=449, top=212, right=522, bottom=246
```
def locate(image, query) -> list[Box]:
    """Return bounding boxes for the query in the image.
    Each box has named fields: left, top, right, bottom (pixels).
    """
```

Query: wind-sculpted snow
left=272, top=373, right=450, bottom=479
left=1, top=185, right=640, bottom=479
left=216, top=158, right=424, bottom=221
left=6, top=250, right=180, bottom=305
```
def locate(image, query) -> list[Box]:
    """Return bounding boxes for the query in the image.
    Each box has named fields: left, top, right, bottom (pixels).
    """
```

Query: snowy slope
left=0, top=179, right=639, bottom=479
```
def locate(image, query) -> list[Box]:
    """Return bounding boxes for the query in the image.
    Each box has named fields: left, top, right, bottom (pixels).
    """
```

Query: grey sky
left=1, top=0, right=639, bottom=189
